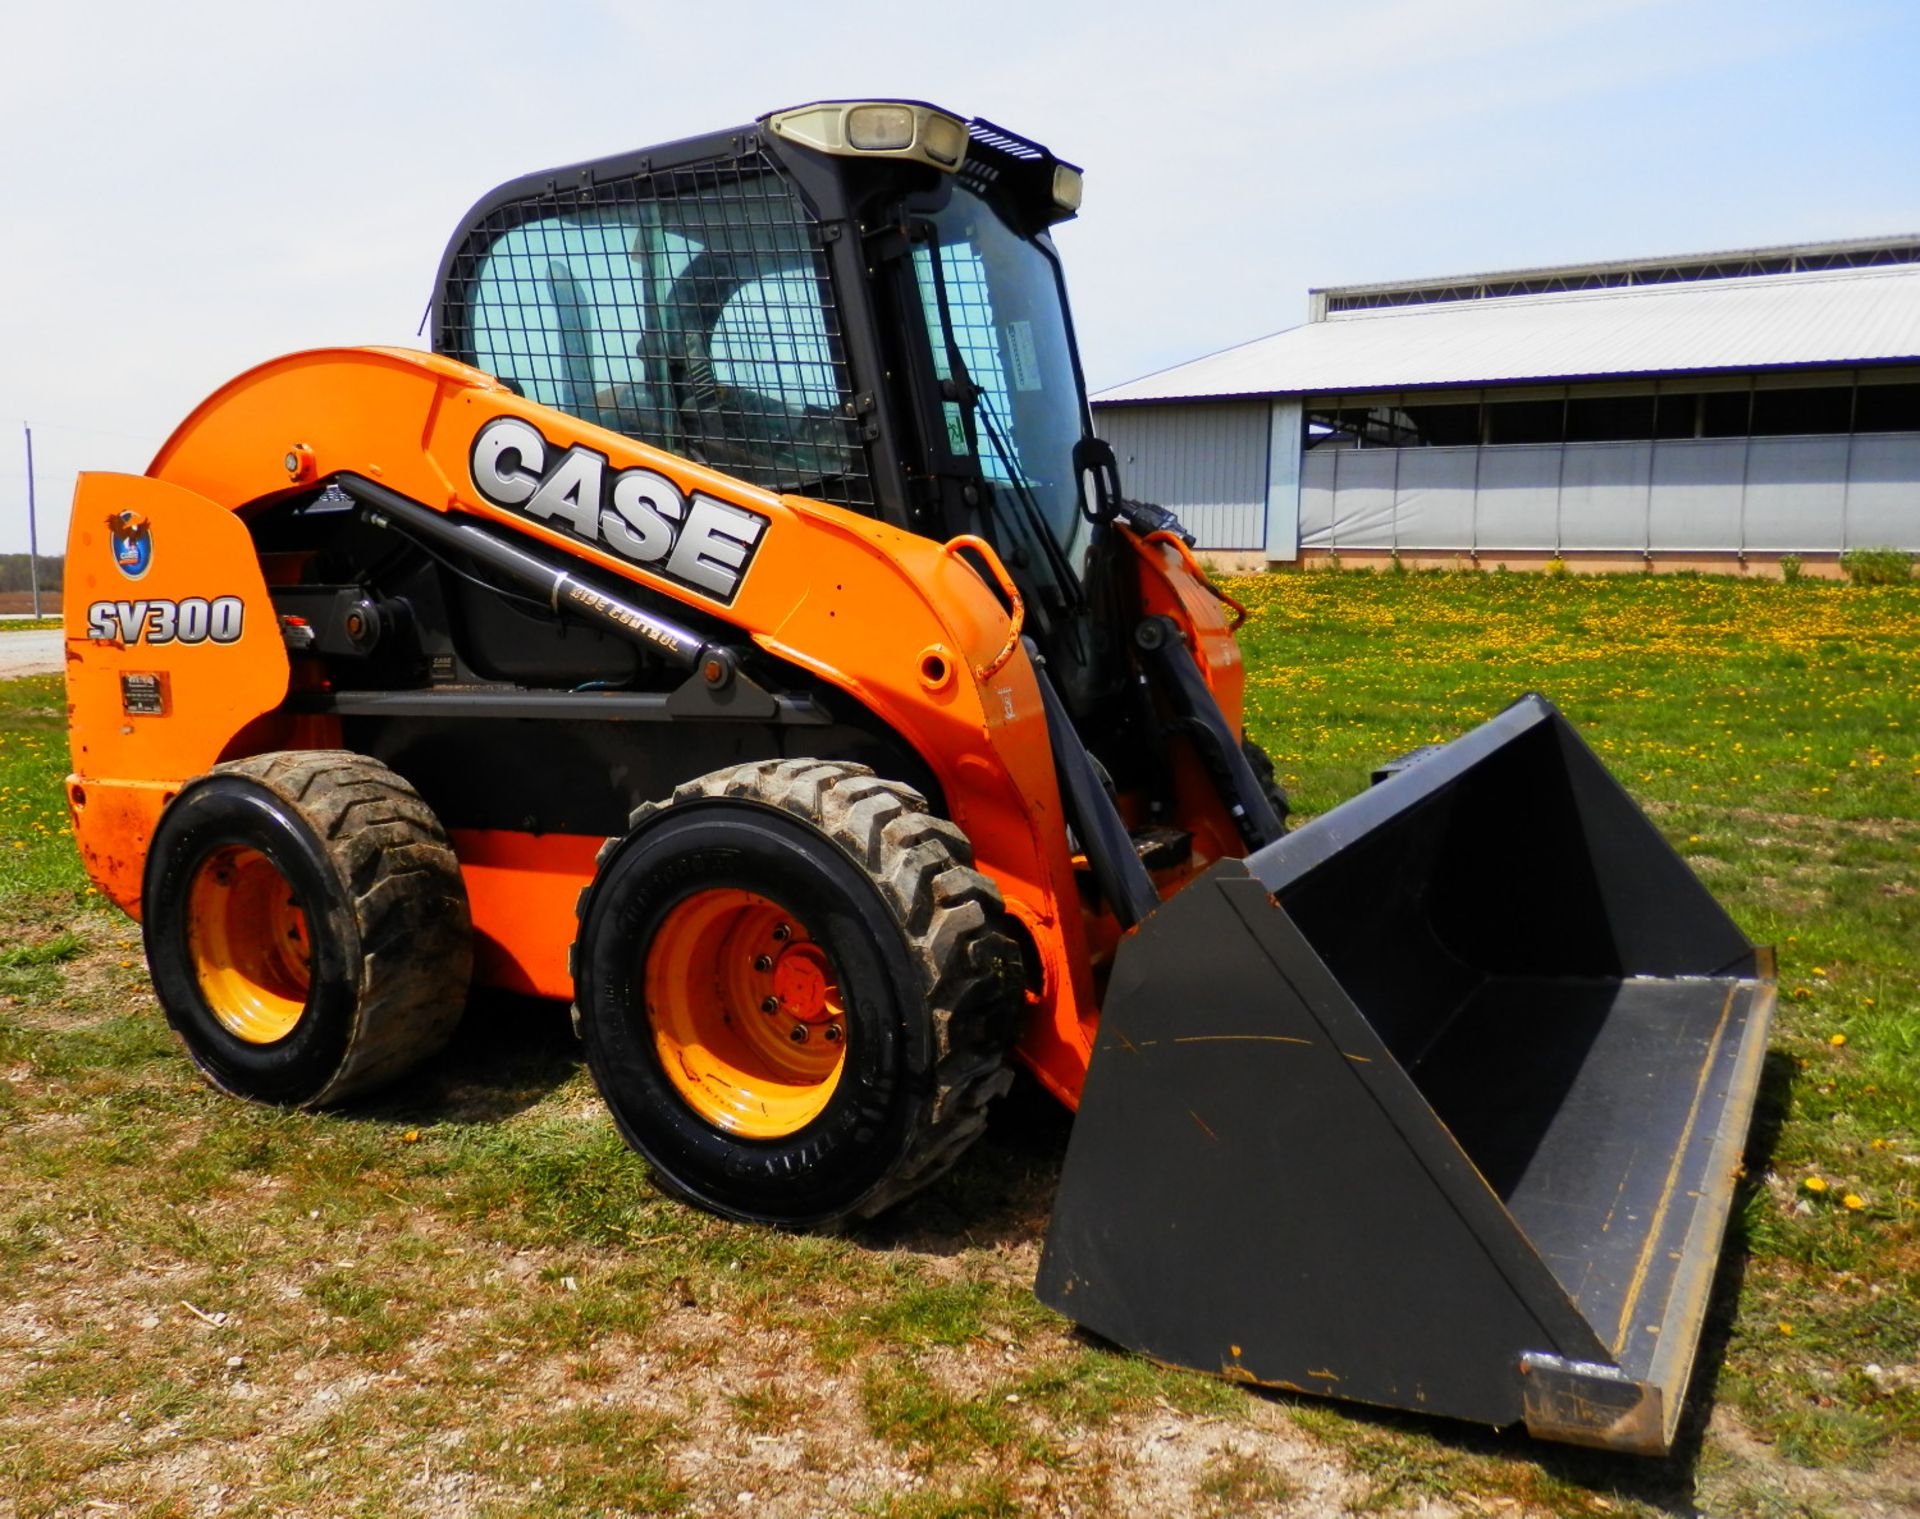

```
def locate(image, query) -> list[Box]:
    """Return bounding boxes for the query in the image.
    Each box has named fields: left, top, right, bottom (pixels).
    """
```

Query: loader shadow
left=349, top=990, right=586, bottom=1127
left=862, top=1073, right=1072, bottom=1256
left=1064, top=1046, right=1796, bottom=1515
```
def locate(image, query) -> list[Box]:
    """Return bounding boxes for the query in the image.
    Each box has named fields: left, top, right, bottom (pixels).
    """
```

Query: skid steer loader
left=63, top=100, right=1773, bottom=1453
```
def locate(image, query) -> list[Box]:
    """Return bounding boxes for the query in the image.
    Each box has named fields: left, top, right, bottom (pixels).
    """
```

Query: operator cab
left=430, top=100, right=1114, bottom=705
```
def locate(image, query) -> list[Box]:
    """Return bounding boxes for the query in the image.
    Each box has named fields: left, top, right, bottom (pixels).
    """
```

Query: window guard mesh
left=440, top=149, right=872, bottom=513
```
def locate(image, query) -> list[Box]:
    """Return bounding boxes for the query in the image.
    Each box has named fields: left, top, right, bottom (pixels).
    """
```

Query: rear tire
left=572, top=759, right=1023, bottom=1229
left=142, top=751, right=471, bottom=1106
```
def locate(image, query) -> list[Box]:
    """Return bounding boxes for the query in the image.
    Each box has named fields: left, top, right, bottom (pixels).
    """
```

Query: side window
left=470, top=212, right=652, bottom=422
left=914, top=243, right=1017, bottom=484
left=712, top=273, right=839, bottom=410
left=460, top=169, right=869, bottom=510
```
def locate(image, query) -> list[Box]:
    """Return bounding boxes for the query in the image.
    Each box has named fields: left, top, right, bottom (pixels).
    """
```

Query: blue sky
left=1, top=0, right=1915, bottom=552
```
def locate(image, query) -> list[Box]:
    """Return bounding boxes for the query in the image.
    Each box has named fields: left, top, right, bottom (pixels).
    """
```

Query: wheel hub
left=770, top=945, right=832, bottom=1021
left=185, top=843, right=312, bottom=1044
left=644, top=889, right=847, bottom=1138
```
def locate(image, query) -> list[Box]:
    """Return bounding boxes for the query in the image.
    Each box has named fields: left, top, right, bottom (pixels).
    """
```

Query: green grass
left=1235, top=571, right=1920, bottom=1491
left=0, top=676, right=91, bottom=908
left=860, top=1360, right=1044, bottom=1470
left=1, top=574, right=1917, bottom=1516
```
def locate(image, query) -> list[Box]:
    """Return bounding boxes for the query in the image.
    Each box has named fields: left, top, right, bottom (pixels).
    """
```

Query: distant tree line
left=0, top=554, right=62, bottom=593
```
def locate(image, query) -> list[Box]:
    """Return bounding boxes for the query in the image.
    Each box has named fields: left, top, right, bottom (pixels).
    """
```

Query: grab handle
left=1145, top=529, right=1249, bottom=632
left=941, top=534, right=1026, bottom=680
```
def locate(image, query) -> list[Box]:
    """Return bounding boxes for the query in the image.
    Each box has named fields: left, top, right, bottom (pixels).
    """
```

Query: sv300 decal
left=85, top=597, right=244, bottom=646
left=468, top=417, right=769, bottom=605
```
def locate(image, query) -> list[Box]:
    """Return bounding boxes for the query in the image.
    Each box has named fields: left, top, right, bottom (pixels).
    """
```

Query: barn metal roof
left=1310, top=232, right=1920, bottom=314
left=1093, top=263, right=1920, bottom=405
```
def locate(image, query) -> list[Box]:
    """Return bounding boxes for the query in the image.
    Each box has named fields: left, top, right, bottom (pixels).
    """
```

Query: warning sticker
left=120, top=671, right=169, bottom=717
left=1005, top=320, right=1043, bottom=392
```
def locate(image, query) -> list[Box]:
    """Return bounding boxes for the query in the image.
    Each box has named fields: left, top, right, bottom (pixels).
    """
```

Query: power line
left=18, top=423, right=155, bottom=448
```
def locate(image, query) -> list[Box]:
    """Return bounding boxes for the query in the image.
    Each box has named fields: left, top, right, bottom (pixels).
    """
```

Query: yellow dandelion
left=1843, top=1194, right=1865, bottom=1211
left=1778, top=1321, right=1794, bottom=1335
left=1803, top=1176, right=1829, bottom=1194
left=1830, top=1033, right=1848, bottom=1048
left=1811, top=966, right=1828, bottom=977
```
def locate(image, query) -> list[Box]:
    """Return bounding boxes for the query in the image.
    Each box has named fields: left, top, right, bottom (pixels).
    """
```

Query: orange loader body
left=66, top=346, right=1248, bottom=1108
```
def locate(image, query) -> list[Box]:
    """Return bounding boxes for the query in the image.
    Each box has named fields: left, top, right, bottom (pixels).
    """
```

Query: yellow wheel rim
left=645, top=888, right=848, bottom=1139
left=185, top=844, right=313, bottom=1044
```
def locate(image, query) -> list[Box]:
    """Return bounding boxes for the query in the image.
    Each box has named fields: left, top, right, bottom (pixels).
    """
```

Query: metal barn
left=1093, top=236, right=1920, bottom=572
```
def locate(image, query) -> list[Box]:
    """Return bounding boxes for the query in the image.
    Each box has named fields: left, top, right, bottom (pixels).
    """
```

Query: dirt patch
left=8, top=913, right=150, bottom=1031
left=1100, top=1405, right=1363, bottom=1517
left=1707, top=1410, right=1920, bottom=1517
left=1646, top=798, right=1920, bottom=846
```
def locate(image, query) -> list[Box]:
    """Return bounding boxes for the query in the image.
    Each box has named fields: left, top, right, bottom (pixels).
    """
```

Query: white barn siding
left=1264, top=400, right=1303, bottom=560
left=1295, top=433, right=1920, bottom=553
left=1559, top=443, right=1654, bottom=551
left=1097, top=402, right=1271, bottom=550
left=1849, top=434, right=1920, bottom=545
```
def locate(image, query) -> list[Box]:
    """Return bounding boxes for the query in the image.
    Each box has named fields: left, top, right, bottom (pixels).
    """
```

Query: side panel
left=145, top=347, right=1102, bottom=1102
left=452, top=829, right=603, bottom=999
left=63, top=473, right=289, bottom=916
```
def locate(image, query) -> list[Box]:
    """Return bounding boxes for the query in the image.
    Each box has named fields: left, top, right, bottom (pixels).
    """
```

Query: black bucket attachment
left=1037, top=695, right=1773, bottom=1454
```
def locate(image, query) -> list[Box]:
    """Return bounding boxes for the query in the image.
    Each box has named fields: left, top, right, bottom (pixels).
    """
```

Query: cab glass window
left=457, top=166, right=869, bottom=510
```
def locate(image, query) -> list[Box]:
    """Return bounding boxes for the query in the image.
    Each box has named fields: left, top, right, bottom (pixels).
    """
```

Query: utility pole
left=23, top=424, right=42, bottom=620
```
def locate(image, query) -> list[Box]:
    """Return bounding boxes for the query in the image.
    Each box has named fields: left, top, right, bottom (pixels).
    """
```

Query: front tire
left=572, top=760, right=1023, bottom=1229
left=142, top=751, right=471, bottom=1106
left=1241, top=736, right=1292, bottom=831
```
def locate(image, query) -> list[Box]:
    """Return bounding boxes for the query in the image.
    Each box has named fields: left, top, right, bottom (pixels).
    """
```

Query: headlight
left=920, top=112, right=967, bottom=166
left=846, top=104, right=916, bottom=152
left=765, top=100, right=971, bottom=174
left=1052, top=164, right=1084, bottom=215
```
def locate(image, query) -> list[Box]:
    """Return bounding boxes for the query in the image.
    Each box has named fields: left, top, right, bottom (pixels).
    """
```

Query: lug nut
left=788, top=1025, right=809, bottom=1044
left=752, top=955, right=773, bottom=972
left=772, top=923, right=792, bottom=942
left=823, top=1025, right=843, bottom=1043
left=760, top=996, right=780, bottom=1014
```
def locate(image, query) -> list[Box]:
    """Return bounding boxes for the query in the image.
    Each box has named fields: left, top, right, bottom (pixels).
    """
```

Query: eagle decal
left=110, top=510, right=152, bottom=580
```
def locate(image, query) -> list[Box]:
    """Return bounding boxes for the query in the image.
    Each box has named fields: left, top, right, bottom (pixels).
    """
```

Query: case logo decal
left=85, top=597, right=244, bottom=646
left=109, top=510, right=153, bottom=579
left=468, top=416, right=768, bottom=605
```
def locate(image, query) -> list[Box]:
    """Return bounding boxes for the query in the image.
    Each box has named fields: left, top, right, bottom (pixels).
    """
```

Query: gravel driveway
left=0, top=630, right=63, bottom=678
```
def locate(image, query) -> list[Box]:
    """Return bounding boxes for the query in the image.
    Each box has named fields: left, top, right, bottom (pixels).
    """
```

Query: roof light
left=920, top=112, right=967, bottom=166
left=846, top=104, right=915, bottom=152
left=763, top=99, right=971, bottom=174
left=1052, top=164, right=1084, bottom=215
